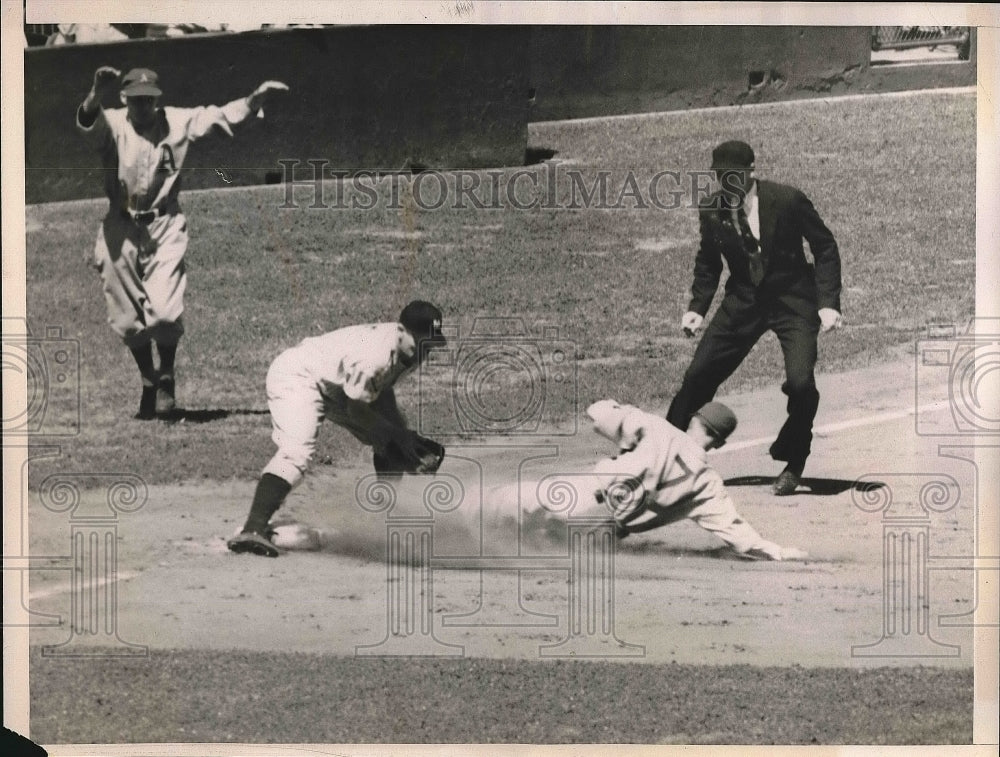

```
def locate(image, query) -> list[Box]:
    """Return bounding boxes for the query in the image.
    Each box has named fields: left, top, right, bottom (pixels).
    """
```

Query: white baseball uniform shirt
left=78, top=99, right=253, bottom=214
left=263, top=323, right=419, bottom=487
left=585, top=400, right=786, bottom=557
left=76, top=98, right=254, bottom=346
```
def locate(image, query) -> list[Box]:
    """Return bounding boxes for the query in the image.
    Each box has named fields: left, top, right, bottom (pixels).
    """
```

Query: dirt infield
left=25, top=353, right=977, bottom=671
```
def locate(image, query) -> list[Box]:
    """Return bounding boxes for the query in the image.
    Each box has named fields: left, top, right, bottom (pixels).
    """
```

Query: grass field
left=25, top=89, right=975, bottom=487
left=29, top=651, right=972, bottom=744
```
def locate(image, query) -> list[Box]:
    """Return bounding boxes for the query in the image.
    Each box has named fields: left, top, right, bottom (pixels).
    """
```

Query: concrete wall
left=25, top=26, right=532, bottom=204
left=527, top=26, right=974, bottom=121
left=25, top=26, right=977, bottom=204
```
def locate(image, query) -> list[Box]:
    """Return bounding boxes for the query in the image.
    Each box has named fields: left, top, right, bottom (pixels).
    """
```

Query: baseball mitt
left=376, top=431, right=446, bottom=476
left=408, top=431, right=445, bottom=474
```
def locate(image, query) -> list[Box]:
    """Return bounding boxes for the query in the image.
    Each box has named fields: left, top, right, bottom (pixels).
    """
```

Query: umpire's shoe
left=227, top=530, right=280, bottom=557
left=773, top=464, right=803, bottom=496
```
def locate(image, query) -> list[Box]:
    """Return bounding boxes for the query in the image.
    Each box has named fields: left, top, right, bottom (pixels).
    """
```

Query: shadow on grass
left=723, top=476, right=886, bottom=496
left=157, top=408, right=270, bottom=425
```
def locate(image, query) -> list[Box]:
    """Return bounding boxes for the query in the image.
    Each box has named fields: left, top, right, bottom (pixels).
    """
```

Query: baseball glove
left=375, top=430, right=446, bottom=476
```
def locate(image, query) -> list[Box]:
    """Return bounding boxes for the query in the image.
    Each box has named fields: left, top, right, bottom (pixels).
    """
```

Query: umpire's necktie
left=736, top=206, right=765, bottom=286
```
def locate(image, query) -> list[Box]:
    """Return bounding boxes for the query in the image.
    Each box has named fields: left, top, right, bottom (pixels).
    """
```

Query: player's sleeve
left=75, top=103, right=114, bottom=149
left=795, top=189, right=842, bottom=312
left=340, top=359, right=385, bottom=404
left=686, top=470, right=782, bottom=556
left=182, top=98, right=254, bottom=142
left=688, top=206, right=724, bottom=316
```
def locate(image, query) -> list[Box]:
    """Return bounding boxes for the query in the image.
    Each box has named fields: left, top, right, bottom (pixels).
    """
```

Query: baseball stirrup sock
left=156, top=342, right=177, bottom=377
left=242, top=473, right=292, bottom=535
left=130, top=344, right=157, bottom=386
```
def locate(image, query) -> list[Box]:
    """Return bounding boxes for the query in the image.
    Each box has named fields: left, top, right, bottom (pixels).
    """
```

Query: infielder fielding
left=228, top=301, right=448, bottom=557
left=667, top=140, right=842, bottom=495
left=580, top=399, right=807, bottom=560
left=76, top=66, right=289, bottom=419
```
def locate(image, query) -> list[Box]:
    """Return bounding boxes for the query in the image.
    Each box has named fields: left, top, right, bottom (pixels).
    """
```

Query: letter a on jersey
left=159, top=144, right=178, bottom=173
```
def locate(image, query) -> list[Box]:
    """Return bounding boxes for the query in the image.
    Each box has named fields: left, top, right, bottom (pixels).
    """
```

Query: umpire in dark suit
left=666, top=141, right=843, bottom=495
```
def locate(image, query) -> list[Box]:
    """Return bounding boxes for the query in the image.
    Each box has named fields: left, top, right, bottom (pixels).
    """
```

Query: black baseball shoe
left=136, top=384, right=157, bottom=420
left=227, top=530, right=280, bottom=557
left=773, top=464, right=803, bottom=496
left=155, top=373, right=176, bottom=416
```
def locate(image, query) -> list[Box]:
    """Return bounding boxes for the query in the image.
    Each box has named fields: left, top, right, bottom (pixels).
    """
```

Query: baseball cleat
left=136, top=384, right=157, bottom=420
left=155, top=374, right=176, bottom=416
left=227, top=530, right=280, bottom=557
left=772, top=466, right=802, bottom=496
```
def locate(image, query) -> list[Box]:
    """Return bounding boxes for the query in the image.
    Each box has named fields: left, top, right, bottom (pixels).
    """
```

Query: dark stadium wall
left=25, top=26, right=532, bottom=204
left=24, top=25, right=977, bottom=204
left=527, top=26, right=976, bottom=121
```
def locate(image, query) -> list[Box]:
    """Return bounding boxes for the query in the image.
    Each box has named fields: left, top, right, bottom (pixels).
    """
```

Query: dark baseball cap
left=711, top=140, right=755, bottom=171
left=399, top=300, right=446, bottom=344
left=694, top=402, right=738, bottom=445
left=121, top=68, right=162, bottom=97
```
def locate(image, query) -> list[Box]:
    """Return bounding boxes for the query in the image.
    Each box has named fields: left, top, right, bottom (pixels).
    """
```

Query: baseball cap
left=694, top=402, right=738, bottom=445
left=121, top=68, right=162, bottom=97
left=399, top=300, right=446, bottom=344
left=711, top=140, right=755, bottom=171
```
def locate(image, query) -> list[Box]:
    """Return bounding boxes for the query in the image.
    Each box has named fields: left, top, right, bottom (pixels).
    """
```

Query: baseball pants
left=667, top=299, right=820, bottom=467
left=262, top=348, right=407, bottom=487
left=93, top=211, right=188, bottom=348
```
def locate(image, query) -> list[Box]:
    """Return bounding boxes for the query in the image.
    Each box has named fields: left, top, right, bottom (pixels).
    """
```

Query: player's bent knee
left=263, top=454, right=308, bottom=488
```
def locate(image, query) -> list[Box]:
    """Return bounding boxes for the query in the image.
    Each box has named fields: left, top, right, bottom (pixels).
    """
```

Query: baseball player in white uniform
left=76, top=66, right=289, bottom=419
left=577, top=399, right=807, bottom=560
left=228, top=301, right=448, bottom=557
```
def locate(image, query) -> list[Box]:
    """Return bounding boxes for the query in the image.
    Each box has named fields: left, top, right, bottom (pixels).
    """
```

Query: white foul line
left=715, top=399, right=953, bottom=455
left=29, top=571, right=140, bottom=601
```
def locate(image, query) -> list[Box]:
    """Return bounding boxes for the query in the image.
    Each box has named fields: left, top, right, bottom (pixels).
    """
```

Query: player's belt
left=122, top=207, right=172, bottom=225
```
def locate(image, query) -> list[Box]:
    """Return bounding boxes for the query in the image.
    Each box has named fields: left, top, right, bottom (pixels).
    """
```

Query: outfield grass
left=29, top=649, right=972, bottom=745
left=25, top=90, right=975, bottom=486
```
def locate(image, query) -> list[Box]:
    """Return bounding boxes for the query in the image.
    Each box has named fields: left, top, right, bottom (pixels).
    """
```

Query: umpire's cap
left=399, top=300, right=446, bottom=345
left=694, top=402, right=738, bottom=445
left=711, top=140, right=755, bottom=171
left=121, top=68, right=162, bottom=97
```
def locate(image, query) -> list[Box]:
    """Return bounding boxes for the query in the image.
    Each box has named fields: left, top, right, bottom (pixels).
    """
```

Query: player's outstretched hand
left=247, top=81, right=290, bottom=115
left=738, top=542, right=808, bottom=561
left=92, top=66, right=121, bottom=95
left=776, top=546, right=808, bottom=561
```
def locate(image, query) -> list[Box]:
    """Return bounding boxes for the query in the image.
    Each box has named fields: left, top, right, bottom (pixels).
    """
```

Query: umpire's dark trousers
left=666, top=300, right=820, bottom=468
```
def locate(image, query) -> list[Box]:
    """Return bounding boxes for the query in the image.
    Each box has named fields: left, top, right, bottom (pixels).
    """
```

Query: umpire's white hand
left=681, top=311, right=704, bottom=338
left=818, top=308, right=843, bottom=333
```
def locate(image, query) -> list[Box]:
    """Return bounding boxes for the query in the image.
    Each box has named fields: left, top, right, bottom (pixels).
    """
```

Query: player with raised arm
left=77, top=66, right=289, bottom=419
